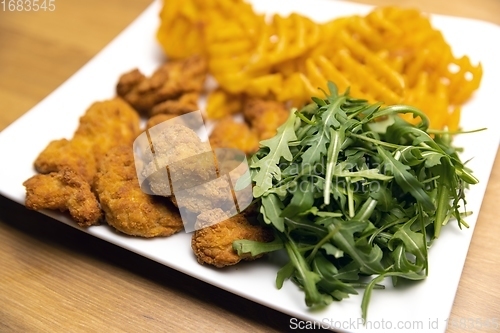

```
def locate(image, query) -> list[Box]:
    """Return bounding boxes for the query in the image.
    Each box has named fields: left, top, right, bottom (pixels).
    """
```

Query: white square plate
left=1, top=1, right=499, bottom=332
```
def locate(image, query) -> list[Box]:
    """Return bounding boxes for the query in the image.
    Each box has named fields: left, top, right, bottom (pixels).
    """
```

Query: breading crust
left=94, top=145, right=184, bottom=237
left=191, top=208, right=273, bottom=267
left=23, top=168, right=102, bottom=227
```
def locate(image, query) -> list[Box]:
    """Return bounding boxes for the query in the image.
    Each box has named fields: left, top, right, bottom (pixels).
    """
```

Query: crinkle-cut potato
left=205, top=88, right=244, bottom=120
left=157, top=0, right=482, bottom=130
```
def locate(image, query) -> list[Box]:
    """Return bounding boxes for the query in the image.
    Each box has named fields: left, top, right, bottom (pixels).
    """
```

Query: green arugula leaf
left=388, top=218, right=427, bottom=268
left=321, top=243, right=344, bottom=258
left=251, top=111, right=297, bottom=197
left=327, top=219, right=385, bottom=275
left=260, top=193, right=285, bottom=232
left=283, top=235, right=327, bottom=307
left=333, top=261, right=361, bottom=281
left=233, top=238, right=284, bottom=256
left=300, top=131, right=328, bottom=167
left=377, top=146, right=435, bottom=211
left=280, top=181, right=315, bottom=217
left=361, top=271, right=426, bottom=321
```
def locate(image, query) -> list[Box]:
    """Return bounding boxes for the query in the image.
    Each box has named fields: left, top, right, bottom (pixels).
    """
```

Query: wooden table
left=1, top=1, right=499, bottom=332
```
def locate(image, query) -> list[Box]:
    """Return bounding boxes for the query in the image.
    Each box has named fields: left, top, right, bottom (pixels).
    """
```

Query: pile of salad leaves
left=234, top=82, right=478, bottom=320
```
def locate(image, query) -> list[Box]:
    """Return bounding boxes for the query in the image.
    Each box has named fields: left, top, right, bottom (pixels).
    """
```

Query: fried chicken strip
left=94, top=145, right=184, bottom=237
left=23, top=168, right=102, bottom=227
left=192, top=208, right=273, bottom=267
left=34, top=98, right=141, bottom=184
left=33, top=139, right=96, bottom=184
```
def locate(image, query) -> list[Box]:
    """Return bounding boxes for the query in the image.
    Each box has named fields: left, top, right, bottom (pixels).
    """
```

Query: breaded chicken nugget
left=95, top=145, right=184, bottom=237
left=191, top=208, right=273, bottom=267
left=34, top=98, right=141, bottom=184
left=115, top=69, right=149, bottom=110
left=170, top=176, right=235, bottom=217
left=150, top=92, right=199, bottom=116
left=145, top=110, right=203, bottom=131
left=140, top=123, right=213, bottom=196
left=146, top=113, right=179, bottom=129
left=209, top=116, right=260, bottom=154
left=243, top=98, right=289, bottom=140
left=23, top=168, right=102, bottom=227
left=146, top=123, right=206, bottom=158
left=33, top=139, right=96, bottom=184
left=143, top=142, right=214, bottom=197
left=116, top=55, right=207, bottom=116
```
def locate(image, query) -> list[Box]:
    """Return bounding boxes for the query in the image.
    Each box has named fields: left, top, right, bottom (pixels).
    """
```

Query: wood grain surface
left=0, top=1, right=499, bottom=332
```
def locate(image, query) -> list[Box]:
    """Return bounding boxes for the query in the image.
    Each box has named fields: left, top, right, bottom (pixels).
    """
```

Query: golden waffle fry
left=206, top=88, right=245, bottom=119
left=156, top=1, right=206, bottom=59
left=157, top=1, right=482, bottom=130
left=247, top=13, right=322, bottom=71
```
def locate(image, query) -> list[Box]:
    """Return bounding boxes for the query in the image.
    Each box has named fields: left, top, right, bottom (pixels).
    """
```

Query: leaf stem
left=349, top=132, right=402, bottom=149
left=306, top=225, right=339, bottom=263
left=324, top=128, right=343, bottom=205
